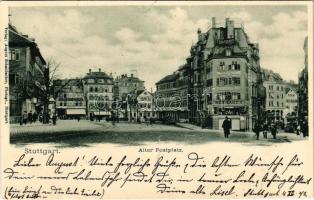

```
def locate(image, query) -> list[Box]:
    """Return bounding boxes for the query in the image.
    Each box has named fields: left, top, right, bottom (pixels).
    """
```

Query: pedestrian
left=52, top=113, right=57, bottom=125
left=222, top=116, right=231, bottom=138
left=19, top=115, right=23, bottom=126
left=301, top=119, right=308, bottom=137
left=253, top=122, right=261, bottom=140
left=150, top=117, right=153, bottom=125
left=270, top=121, right=277, bottom=139
left=262, top=122, right=268, bottom=139
left=144, top=115, right=149, bottom=126
left=23, top=111, right=28, bottom=125
left=32, top=111, right=38, bottom=123
left=28, top=111, right=33, bottom=124
left=296, top=124, right=300, bottom=135
left=111, top=111, right=116, bottom=126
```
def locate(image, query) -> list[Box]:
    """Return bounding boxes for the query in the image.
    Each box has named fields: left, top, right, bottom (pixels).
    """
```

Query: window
left=89, top=87, right=93, bottom=92
left=105, top=88, right=108, bottom=92
left=269, top=101, right=273, bottom=106
left=225, top=49, right=231, bottom=56
left=9, top=73, right=19, bottom=85
left=98, top=79, right=105, bottom=83
left=277, top=86, right=279, bottom=91
left=269, top=85, right=273, bottom=90
left=207, top=79, right=213, bottom=87
left=232, top=93, right=241, bottom=100
left=232, top=77, right=240, bottom=85
left=95, top=87, right=98, bottom=92
left=277, top=102, right=279, bottom=107
left=219, top=62, right=225, bottom=71
left=9, top=49, right=20, bottom=61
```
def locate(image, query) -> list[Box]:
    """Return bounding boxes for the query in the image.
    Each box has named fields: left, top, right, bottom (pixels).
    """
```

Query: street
left=10, top=120, right=305, bottom=148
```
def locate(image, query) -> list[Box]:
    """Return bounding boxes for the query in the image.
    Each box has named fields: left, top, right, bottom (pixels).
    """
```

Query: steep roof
left=156, top=72, right=179, bottom=85
left=262, top=69, right=283, bottom=82
left=9, top=24, right=46, bottom=65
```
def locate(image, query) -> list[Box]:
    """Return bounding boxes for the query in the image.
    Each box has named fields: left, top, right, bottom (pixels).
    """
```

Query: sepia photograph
left=8, top=4, right=309, bottom=147
left=0, top=1, right=313, bottom=199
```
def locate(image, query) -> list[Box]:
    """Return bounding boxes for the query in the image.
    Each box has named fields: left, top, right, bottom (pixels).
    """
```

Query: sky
left=10, top=4, right=308, bottom=90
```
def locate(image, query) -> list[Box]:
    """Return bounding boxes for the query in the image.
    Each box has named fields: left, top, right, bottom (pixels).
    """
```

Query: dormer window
left=98, top=79, right=105, bottom=83
left=225, top=49, right=232, bottom=56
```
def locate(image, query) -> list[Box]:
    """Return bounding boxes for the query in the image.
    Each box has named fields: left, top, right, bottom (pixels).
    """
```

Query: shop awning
left=66, top=109, right=86, bottom=115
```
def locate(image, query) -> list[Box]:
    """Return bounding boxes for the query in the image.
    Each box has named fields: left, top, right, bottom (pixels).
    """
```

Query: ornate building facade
left=156, top=18, right=265, bottom=130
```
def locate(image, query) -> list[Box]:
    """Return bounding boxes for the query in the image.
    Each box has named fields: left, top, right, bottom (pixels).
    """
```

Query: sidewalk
left=176, top=122, right=305, bottom=142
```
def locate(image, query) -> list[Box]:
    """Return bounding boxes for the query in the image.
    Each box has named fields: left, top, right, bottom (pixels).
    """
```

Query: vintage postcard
left=0, top=1, right=313, bottom=199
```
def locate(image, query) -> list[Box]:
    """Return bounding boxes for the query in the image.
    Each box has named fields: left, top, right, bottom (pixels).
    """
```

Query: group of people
left=253, top=121, right=278, bottom=140
left=20, top=111, right=39, bottom=125
left=19, top=110, right=59, bottom=126
left=222, top=116, right=302, bottom=140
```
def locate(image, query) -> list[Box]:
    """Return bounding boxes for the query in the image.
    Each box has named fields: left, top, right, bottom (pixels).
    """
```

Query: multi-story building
left=9, top=24, right=47, bottom=123
left=202, top=18, right=264, bottom=130
left=82, top=68, right=114, bottom=120
left=114, top=73, right=145, bottom=118
left=155, top=64, right=189, bottom=122
left=54, top=79, right=86, bottom=119
left=127, top=89, right=156, bottom=121
left=283, top=87, right=298, bottom=123
left=262, top=69, right=286, bottom=122
left=156, top=18, right=265, bottom=130
left=298, top=36, right=308, bottom=125
left=114, top=73, right=145, bottom=99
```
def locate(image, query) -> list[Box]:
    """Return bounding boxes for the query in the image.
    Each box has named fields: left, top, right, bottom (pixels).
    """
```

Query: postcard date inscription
left=2, top=152, right=312, bottom=199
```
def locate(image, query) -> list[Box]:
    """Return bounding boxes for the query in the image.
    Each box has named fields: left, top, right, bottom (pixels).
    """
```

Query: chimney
left=197, top=28, right=202, bottom=41
left=226, top=18, right=234, bottom=39
left=89, top=69, right=91, bottom=73
left=212, top=17, right=216, bottom=28
left=131, top=73, right=134, bottom=78
left=99, top=68, right=101, bottom=72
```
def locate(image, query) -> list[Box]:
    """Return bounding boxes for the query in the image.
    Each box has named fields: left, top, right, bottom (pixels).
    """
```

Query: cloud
left=11, top=7, right=307, bottom=90
left=228, top=10, right=307, bottom=82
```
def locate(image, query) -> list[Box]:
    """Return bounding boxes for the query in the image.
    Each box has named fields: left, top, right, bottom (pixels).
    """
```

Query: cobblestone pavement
left=10, top=120, right=306, bottom=147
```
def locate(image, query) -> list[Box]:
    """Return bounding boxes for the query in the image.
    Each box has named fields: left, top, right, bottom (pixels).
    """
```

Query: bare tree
left=34, top=58, right=71, bottom=124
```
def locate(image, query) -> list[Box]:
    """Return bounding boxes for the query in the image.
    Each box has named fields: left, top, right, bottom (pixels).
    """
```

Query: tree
left=33, top=58, right=71, bottom=124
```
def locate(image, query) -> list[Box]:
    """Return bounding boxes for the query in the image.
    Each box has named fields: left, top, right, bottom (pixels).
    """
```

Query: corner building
left=202, top=18, right=264, bottom=130
left=156, top=18, right=265, bottom=131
